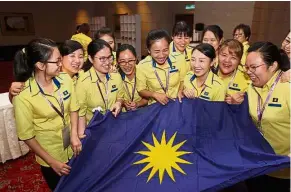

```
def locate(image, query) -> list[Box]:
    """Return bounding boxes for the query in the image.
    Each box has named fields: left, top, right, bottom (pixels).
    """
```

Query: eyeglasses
left=118, top=59, right=136, bottom=66
left=47, top=58, right=62, bottom=66
left=243, top=64, right=265, bottom=73
left=95, top=55, right=114, bottom=63
left=233, top=33, right=244, bottom=38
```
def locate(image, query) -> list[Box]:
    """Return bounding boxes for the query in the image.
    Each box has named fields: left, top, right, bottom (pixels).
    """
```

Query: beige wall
left=0, top=1, right=95, bottom=45
left=194, top=1, right=255, bottom=39
left=251, top=1, right=290, bottom=46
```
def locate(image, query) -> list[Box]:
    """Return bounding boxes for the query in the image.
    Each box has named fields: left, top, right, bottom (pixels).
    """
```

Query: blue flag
left=55, top=97, right=290, bottom=192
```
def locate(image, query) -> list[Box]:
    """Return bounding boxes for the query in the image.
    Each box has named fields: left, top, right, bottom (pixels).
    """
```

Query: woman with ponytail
left=12, top=38, right=81, bottom=190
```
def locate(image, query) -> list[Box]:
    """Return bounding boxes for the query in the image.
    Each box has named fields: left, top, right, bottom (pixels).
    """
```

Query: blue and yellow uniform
left=184, top=70, right=226, bottom=101
left=136, top=53, right=189, bottom=105
left=217, top=69, right=250, bottom=95
left=247, top=70, right=290, bottom=179
left=71, top=33, right=92, bottom=61
left=13, top=74, right=79, bottom=167
left=76, top=66, right=124, bottom=124
left=169, top=41, right=192, bottom=70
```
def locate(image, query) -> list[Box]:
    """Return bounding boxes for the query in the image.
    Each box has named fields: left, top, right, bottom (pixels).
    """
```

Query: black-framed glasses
left=243, top=64, right=265, bottom=73
left=118, top=59, right=136, bottom=66
left=95, top=55, right=114, bottom=63
left=47, top=58, right=62, bottom=66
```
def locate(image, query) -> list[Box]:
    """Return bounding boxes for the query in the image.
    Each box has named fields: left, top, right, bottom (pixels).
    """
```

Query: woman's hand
left=49, top=160, right=71, bottom=176
left=225, top=92, right=245, bottom=104
left=177, top=90, right=184, bottom=103
left=9, top=82, right=24, bottom=96
left=152, top=92, right=170, bottom=105
left=70, top=135, right=82, bottom=157
left=183, top=89, right=196, bottom=99
left=111, top=101, right=122, bottom=117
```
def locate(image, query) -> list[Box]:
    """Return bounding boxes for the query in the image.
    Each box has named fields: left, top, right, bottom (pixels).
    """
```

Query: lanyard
left=255, top=71, right=282, bottom=132
left=173, top=45, right=188, bottom=60
left=152, top=58, right=172, bottom=94
left=190, top=74, right=207, bottom=98
left=96, top=73, right=109, bottom=110
left=37, top=81, right=66, bottom=126
left=123, top=75, right=137, bottom=102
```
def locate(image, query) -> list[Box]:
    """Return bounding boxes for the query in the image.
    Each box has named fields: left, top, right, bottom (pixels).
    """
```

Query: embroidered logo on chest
left=272, top=98, right=278, bottom=102
left=63, top=90, right=69, bottom=96
left=233, top=83, right=238, bottom=87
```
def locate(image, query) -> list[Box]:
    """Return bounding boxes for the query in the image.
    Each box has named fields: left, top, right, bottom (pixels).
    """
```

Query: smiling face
left=281, top=32, right=290, bottom=58
left=202, top=31, right=220, bottom=52
left=62, top=48, right=84, bottom=77
left=89, top=46, right=112, bottom=74
left=218, top=46, right=240, bottom=76
left=246, top=52, right=277, bottom=87
left=118, top=49, right=136, bottom=76
left=148, top=38, right=170, bottom=65
left=191, top=49, right=212, bottom=78
left=172, top=34, right=191, bottom=52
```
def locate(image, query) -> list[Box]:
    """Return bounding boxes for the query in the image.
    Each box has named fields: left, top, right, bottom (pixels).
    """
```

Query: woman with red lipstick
left=244, top=42, right=290, bottom=192
left=116, top=44, right=148, bottom=111
left=76, top=39, right=124, bottom=138
left=183, top=43, right=226, bottom=101
left=136, top=29, right=189, bottom=105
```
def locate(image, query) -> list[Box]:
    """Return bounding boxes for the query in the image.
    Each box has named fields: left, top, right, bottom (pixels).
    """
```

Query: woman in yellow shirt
left=216, top=39, right=250, bottom=104
left=233, top=24, right=251, bottom=66
left=244, top=42, right=290, bottom=191
left=202, top=25, right=224, bottom=70
left=95, top=27, right=117, bottom=72
left=9, top=40, right=85, bottom=99
left=76, top=39, right=124, bottom=138
left=169, top=21, right=193, bottom=68
left=116, top=44, right=148, bottom=111
left=12, top=38, right=80, bottom=190
left=136, top=29, right=189, bottom=105
left=183, top=43, right=226, bottom=101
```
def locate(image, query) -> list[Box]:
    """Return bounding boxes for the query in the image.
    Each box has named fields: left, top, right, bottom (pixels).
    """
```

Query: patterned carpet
left=0, top=152, right=50, bottom=192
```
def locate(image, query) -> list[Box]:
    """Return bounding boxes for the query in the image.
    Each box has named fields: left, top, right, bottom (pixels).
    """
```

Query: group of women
left=9, top=21, right=290, bottom=191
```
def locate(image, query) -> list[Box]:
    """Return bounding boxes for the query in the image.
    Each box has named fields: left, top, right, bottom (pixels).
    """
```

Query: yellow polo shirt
left=241, top=41, right=250, bottom=66
left=169, top=41, right=192, bottom=70
left=13, top=75, right=79, bottom=167
left=218, top=69, right=250, bottom=95
left=136, top=53, right=189, bottom=105
left=76, top=66, right=124, bottom=124
left=120, top=73, right=142, bottom=103
left=184, top=70, right=226, bottom=101
left=71, top=33, right=92, bottom=61
left=247, top=70, right=290, bottom=179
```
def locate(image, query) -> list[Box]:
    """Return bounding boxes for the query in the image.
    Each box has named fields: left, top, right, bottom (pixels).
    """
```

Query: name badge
left=62, top=126, right=70, bottom=149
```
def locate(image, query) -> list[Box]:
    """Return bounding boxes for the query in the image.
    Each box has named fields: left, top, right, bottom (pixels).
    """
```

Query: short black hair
left=233, top=24, right=251, bottom=40
left=192, top=43, right=216, bottom=62
left=172, top=21, right=191, bottom=37
left=79, top=23, right=90, bottom=35
left=202, top=25, right=224, bottom=41
left=59, top=40, right=83, bottom=57
left=146, top=29, right=171, bottom=50
left=94, top=27, right=115, bottom=40
left=116, top=44, right=137, bottom=61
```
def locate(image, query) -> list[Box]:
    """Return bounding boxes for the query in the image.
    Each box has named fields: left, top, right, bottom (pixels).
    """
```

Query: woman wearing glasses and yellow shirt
left=243, top=42, right=290, bottom=192
left=12, top=38, right=80, bottom=190
left=76, top=39, right=124, bottom=138
left=116, top=44, right=148, bottom=111
left=136, top=29, right=189, bottom=105
left=233, top=24, right=251, bottom=66
left=183, top=43, right=226, bottom=101
left=9, top=40, right=85, bottom=99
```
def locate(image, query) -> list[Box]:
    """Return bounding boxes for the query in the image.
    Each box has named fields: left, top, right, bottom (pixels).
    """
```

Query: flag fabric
left=55, top=97, right=290, bottom=192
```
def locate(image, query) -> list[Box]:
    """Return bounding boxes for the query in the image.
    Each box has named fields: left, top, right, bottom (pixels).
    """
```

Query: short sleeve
left=76, top=78, right=88, bottom=117
left=13, top=95, right=35, bottom=140
left=136, top=66, right=148, bottom=92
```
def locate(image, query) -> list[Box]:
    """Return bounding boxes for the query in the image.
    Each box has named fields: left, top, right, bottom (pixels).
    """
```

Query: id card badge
left=62, top=125, right=70, bottom=149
